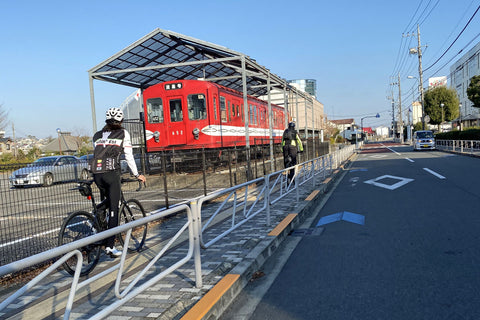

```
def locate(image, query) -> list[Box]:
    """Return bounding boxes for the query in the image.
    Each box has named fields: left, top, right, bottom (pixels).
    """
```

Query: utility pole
left=405, top=24, right=426, bottom=130
left=398, top=73, right=403, bottom=144
left=12, top=123, right=17, bottom=158
left=407, top=24, right=426, bottom=130
left=417, top=24, right=425, bottom=130
left=389, top=92, right=396, bottom=139
left=388, top=81, right=396, bottom=140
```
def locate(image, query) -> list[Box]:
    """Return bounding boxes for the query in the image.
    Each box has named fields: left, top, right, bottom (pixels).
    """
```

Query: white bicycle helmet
left=106, top=107, right=124, bottom=122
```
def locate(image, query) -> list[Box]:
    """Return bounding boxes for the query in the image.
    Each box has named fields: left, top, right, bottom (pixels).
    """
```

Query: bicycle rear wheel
left=118, top=199, right=147, bottom=252
left=58, top=211, right=101, bottom=276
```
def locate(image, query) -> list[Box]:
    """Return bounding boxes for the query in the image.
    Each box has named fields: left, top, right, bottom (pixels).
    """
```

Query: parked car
left=9, top=156, right=90, bottom=187
left=79, top=154, right=94, bottom=162
left=413, top=130, right=435, bottom=151
left=120, top=153, right=143, bottom=174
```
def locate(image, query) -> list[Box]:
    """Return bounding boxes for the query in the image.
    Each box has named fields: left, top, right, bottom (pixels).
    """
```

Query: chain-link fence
left=0, top=139, right=329, bottom=266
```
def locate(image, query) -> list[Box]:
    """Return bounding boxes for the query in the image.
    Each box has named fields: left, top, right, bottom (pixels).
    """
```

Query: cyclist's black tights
left=93, top=170, right=121, bottom=248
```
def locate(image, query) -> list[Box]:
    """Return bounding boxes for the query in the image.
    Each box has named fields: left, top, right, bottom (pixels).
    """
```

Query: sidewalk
left=0, top=160, right=350, bottom=320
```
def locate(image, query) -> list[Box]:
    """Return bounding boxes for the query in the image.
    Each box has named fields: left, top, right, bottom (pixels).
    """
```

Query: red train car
left=143, top=79, right=286, bottom=152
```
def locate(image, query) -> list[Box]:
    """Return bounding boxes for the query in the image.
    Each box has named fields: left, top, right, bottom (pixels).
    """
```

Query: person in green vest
left=282, top=122, right=303, bottom=184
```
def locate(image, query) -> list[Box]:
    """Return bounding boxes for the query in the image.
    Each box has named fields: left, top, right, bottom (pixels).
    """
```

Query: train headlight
left=192, top=128, right=200, bottom=140
left=153, top=131, right=160, bottom=142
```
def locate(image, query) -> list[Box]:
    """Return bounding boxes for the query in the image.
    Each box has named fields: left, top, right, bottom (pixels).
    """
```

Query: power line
left=418, top=0, right=441, bottom=26
left=423, top=4, right=480, bottom=72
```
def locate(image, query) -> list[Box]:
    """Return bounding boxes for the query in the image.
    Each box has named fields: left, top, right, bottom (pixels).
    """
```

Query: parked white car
left=9, top=156, right=90, bottom=187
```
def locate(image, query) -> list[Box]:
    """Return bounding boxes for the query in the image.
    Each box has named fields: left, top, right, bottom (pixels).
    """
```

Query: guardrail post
left=265, top=176, right=271, bottom=227
left=312, top=159, right=316, bottom=188
left=295, top=165, right=299, bottom=202
left=190, top=200, right=203, bottom=288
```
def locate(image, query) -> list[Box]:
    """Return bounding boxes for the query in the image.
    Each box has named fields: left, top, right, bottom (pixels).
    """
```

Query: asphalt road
left=222, top=144, right=480, bottom=320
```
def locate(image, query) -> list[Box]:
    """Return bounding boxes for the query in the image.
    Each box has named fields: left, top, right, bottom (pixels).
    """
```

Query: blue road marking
left=342, top=211, right=365, bottom=225
left=317, top=212, right=343, bottom=226
left=317, top=211, right=365, bottom=227
left=350, top=169, right=368, bottom=172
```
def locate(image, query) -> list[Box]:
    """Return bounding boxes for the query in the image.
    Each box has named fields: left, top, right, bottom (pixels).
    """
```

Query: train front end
left=143, top=80, right=216, bottom=152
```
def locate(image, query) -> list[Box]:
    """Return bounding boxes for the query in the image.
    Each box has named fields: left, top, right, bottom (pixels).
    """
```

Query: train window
left=228, top=101, right=231, bottom=121
left=213, top=97, right=217, bottom=120
left=169, top=99, right=183, bottom=122
left=187, top=94, right=207, bottom=120
left=147, top=98, right=164, bottom=123
left=248, top=105, right=253, bottom=124
left=231, top=102, right=235, bottom=118
left=220, top=96, right=227, bottom=122
left=254, top=105, right=258, bottom=125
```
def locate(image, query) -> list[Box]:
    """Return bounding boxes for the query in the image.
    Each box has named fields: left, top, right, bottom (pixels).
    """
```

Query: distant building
left=329, top=118, right=357, bottom=140
left=411, top=101, right=422, bottom=125
left=258, top=87, right=326, bottom=138
left=0, top=131, right=13, bottom=155
left=288, top=79, right=317, bottom=98
left=450, top=41, right=480, bottom=126
left=428, top=76, right=447, bottom=89
left=375, top=126, right=389, bottom=137
left=42, top=132, right=82, bottom=154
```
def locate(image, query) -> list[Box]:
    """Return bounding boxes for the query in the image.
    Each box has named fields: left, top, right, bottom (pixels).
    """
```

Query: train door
left=167, top=97, right=187, bottom=145
left=212, top=93, right=223, bottom=146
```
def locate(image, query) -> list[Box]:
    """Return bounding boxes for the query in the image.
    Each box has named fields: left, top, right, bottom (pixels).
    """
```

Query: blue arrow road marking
left=316, top=211, right=365, bottom=227
left=342, top=211, right=365, bottom=225
left=316, top=212, right=343, bottom=226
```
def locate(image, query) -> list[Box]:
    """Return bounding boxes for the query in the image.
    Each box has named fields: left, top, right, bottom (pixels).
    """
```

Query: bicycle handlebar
left=73, top=177, right=146, bottom=191
left=120, top=177, right=146, bottom=191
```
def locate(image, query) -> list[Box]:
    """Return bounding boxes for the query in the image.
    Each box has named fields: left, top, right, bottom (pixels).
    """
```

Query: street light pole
left=440, top=103, right=445, bottom=130
left=361, top=113, right=380, bottom=142
left=459, top=103, right=463, bottom=131
left=56, top=128, right=62, bottom=155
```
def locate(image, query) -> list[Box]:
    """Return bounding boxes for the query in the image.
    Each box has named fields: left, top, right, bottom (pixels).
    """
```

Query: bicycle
left=58, top=178, right=147, bottom=276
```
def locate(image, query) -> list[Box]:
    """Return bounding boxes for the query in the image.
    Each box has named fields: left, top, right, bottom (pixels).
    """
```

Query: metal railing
left=436, top=139, right=480, bottom=155
left=0, top=144, right=356, bottom=319
left=0, top=204, right=198, bottom=320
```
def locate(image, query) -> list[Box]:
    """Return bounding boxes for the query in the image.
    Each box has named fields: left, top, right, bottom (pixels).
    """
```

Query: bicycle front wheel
left=58, top=211, right=101, bottom=276
left=118, top=199, right=147, bottom=252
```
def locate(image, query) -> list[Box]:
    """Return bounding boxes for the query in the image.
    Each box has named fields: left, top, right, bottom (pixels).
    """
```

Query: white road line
left=381, top=144, right=402, bottom=156
left=0, top=227, right=61, bottom=248
left=380, top=143, right=414, bottom=162
left=423, top=168, right=446, bottom=179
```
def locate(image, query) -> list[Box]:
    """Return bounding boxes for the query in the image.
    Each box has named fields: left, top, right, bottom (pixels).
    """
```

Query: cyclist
left=282, top=122, right=303, bottom=183
left=91, top=107, right=146, bottom=257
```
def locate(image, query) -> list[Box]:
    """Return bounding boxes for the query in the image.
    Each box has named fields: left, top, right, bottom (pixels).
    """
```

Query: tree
left=467, top=75, right=480, bottom=108
left=423, top=86, right=460, bottom=127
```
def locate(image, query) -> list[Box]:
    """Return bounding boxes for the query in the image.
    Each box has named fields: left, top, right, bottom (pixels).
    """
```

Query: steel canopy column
left=241, top=56, right=252, bottom=180
left=89, top=74, right=97, bottom=133
left=295, top=88, right=299, bottom=130
left=304, top=94, right=308, bottom=156
left=284, top=82, right=288, bottom=126
left=267, top=72, right=274, bottom=173
left=311, top=98, right=315, bottom=157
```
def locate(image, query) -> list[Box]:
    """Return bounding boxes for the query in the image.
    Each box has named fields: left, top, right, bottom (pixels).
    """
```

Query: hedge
left=435, top=128, right=480, bottom=140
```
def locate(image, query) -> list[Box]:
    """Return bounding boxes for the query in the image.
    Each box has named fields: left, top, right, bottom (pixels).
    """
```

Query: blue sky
left=1, top=0, right=479, bottom=138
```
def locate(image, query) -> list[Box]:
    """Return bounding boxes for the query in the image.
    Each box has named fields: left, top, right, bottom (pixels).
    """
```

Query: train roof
left=88, top=28, right=310, bottom=100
